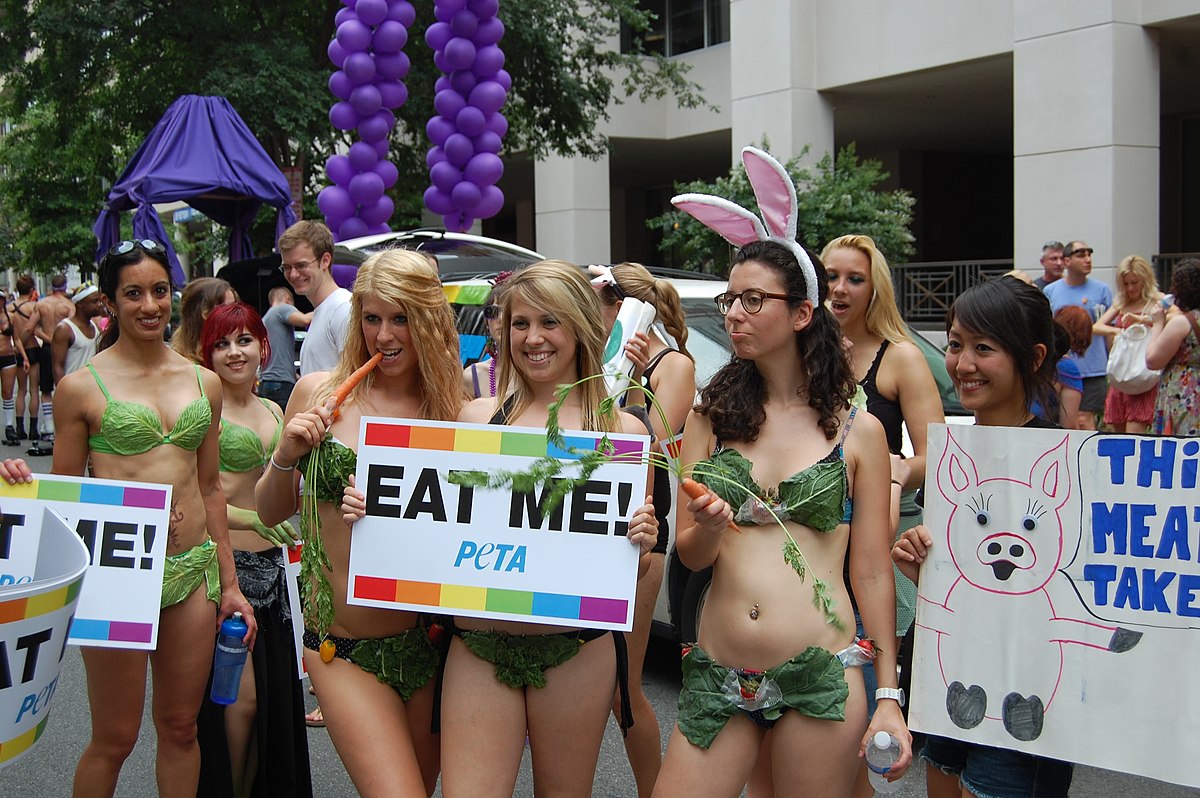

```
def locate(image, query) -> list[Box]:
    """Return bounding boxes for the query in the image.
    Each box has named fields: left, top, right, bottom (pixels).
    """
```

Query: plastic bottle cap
left=232, top=612, right=243, bottom=619
left=873, top=731, right=892, bottom=748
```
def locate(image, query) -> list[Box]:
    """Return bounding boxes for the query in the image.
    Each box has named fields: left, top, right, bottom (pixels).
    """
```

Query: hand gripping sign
left=0, top=510, right=89, bottom=769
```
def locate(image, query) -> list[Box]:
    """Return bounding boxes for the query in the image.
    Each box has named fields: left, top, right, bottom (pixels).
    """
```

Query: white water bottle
left=865, top=730, right=902, bottom=794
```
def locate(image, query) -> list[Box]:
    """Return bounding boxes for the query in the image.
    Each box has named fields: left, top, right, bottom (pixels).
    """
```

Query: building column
left=533, top=153, right=610, bottom=264
left=728, top=0, right=833, bottom=165
left=1013, top=9, right=1159, bottom=280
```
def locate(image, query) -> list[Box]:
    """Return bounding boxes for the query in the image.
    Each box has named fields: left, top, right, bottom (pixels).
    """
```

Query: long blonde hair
left=313, top=249, right=465, bottom=422
left=605, top=262, right=692, bottom=360
left=1114, top=255, right=1159, bottom=310
left=495, top=260, right=617, bottom=433
left=820, top=234, right=910, bottom=345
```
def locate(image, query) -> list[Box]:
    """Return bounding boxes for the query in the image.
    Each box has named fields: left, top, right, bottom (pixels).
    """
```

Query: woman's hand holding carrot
left=682, top=477, right=738, bottom=536
left=274, top=404, right=333, bottom=467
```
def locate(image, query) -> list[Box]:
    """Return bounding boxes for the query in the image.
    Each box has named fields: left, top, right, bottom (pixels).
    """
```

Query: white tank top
left=59, top=317, right=101, bottom=376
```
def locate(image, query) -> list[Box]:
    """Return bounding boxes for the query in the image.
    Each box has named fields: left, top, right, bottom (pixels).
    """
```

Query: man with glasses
left=277, top=220, right=350, bottom=376
left=1043, top=241, right=1112, bottom=430
left=1033, top=241, right=1065, bottom=289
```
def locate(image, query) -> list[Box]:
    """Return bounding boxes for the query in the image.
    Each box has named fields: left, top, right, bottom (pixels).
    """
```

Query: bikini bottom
left=160, top=538, right=220, bottom=609
left=302, top=627, right=439, bottom=702
left=676, top=643, right=850, bottom=749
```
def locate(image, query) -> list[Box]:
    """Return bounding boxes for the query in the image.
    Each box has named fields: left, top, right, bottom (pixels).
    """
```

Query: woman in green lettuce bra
left=194, top=302, right=310, bottom=797
left=652, top=240, right=911, bottom=797
left=439, top=260, right=659, bottom=797
left=255, top=249, right=465, bottom=797
left=1, top=239, right=256, bottom=798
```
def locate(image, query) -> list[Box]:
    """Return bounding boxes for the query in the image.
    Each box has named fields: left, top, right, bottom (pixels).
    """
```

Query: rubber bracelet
left=269, top=455, right=296, bottom=472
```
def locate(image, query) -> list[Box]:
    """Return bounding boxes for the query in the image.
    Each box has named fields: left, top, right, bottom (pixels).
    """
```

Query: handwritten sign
left=0, top=475, right=171, bottom=649
left=0, top=510, right=89, bottom=769
left=911, top=425, right=1198, bottom=788
left=346, top=417, right=649, bottom=630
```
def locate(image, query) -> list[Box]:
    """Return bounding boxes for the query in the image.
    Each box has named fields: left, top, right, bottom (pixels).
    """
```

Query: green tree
left=0, top=0, right=707, bottom=274
left=651, top=142, right=916, bottom=274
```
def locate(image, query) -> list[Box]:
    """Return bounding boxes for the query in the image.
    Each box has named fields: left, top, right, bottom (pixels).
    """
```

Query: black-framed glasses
left=714, top=289, right=796, bottom=316
left=1067, top=247, right=1094, bottom=257
left=108, top=239, right=165, bottom=258
left=483, top=304, right=501, bottom=320
left=279, top=259, right=316, bottom=274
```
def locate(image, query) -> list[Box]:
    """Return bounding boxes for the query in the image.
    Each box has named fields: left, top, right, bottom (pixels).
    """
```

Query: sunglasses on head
left=108, top=239, right=166, bottom=258
left=483, top=304, right=501, bottom=320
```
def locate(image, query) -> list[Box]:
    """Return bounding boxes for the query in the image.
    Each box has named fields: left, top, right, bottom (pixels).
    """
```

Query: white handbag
left=1105, top=323, right=1160, bottom=395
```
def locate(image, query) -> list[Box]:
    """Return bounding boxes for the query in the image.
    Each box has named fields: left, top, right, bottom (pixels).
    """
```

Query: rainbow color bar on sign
left=0, top=716, right=50, bottom=765
left=69, top=618, right=154, bottom=645
left=0, top=478, right=168, bottom=510
left=0, top=578, right=83, bottom=625
left=363, top=422, right=643, bottom=462
left=354, top=575, right=628, bottom=624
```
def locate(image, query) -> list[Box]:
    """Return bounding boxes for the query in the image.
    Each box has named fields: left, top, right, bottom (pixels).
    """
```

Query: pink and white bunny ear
left=670, top=193, right=767, bottom=247
left=742, top=147, right=797, bottom=242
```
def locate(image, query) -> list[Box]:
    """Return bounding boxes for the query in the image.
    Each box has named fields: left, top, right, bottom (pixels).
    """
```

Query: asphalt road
left=4, top=454, right=1198, bottom=796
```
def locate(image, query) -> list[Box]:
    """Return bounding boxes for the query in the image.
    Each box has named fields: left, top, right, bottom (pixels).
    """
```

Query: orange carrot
left=681, top=477, right=741, bottom=534
left=325, top=352, right=384, bottom=420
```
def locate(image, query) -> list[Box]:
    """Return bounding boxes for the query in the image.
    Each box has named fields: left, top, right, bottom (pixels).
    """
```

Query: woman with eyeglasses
left=0, top=239, right=256, bottom=798
left=255, top=249, right=466, bottom=796
left=595, top=262, right=696, bottom=797
left=461, top=270, right=515, bottom=399
left=194, top=302, right=310, bottom=797
left=653, top=240, right=909, bottom=797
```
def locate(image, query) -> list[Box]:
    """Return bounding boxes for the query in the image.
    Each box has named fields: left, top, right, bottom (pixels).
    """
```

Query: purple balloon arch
left=319, top=0, right=413, bottom=241
left=424, top=0, right=509, bottom=232
left=319, top=0, right=507, bottom=239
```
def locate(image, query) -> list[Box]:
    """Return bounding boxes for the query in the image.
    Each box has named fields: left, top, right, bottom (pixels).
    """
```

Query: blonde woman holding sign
left=444, top=260, right=659, bottom=797
left=255, top=249, right=465, bottom=796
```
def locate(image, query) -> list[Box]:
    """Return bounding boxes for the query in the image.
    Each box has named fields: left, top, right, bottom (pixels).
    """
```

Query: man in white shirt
left=277, top=221, right=351, bottom=376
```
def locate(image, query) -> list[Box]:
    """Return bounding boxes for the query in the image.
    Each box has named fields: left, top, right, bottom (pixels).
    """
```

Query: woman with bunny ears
left=652, top=150, right=910, bottom=797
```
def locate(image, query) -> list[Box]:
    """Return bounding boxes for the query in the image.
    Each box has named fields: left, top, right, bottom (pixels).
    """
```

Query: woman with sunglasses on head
left=255, top=249, right=465, bottom=797
left=438, top=260, right=659, bottom=797
left=594, top=262, right=696, bottom=797
left=0, top=239, right=256, bottom=798
left=653, top=239, right=908, bottom=798
left=194, top=302, right=310, bottom=798
left=894, top=277, right=1074, bottom=798
left=461, top=270, right=515, bottom=399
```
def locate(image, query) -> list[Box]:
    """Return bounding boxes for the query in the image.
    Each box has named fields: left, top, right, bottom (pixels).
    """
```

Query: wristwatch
left=875, top=687, right=905, bottom=707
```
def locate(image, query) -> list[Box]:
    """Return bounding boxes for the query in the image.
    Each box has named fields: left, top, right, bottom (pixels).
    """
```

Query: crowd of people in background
left=1, top=200, right=1198, bottom=798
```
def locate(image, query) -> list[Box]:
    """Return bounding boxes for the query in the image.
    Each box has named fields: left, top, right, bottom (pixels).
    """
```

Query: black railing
left=891, top=259, right=1014, bottom=325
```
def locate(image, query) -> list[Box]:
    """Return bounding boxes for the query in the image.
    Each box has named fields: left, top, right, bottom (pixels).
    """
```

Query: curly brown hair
left=695, top=240, right=856, bottom=442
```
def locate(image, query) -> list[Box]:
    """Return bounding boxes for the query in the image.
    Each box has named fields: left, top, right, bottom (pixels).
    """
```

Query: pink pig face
left=937, top=433, right=1072, bottom=595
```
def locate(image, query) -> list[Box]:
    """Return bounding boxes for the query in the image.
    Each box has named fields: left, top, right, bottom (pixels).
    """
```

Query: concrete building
left=485, top=0, right=1200, bottom=286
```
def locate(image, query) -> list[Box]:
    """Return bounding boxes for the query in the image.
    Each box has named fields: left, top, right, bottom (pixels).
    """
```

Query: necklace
left=488, top=357, right=497, bottom=398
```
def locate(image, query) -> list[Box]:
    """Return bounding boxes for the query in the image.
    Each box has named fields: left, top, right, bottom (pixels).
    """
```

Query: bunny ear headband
left=671, top=146, right=819, bottom=307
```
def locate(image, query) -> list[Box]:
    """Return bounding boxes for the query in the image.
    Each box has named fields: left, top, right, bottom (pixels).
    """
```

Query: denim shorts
left=921, top=734, right=1073, bottom=798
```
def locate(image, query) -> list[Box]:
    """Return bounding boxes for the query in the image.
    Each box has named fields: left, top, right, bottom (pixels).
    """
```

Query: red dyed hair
left=201, top=302, right=270, bottom=372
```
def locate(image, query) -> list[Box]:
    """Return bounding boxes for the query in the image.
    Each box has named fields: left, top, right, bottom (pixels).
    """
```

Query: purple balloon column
left=424, top=0, right=509, bottom=232
left=318, top=0, right=413, bottom=241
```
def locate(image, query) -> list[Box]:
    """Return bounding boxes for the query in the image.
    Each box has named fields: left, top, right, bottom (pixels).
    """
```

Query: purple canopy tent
left=93, top=95, right=298, bottom=285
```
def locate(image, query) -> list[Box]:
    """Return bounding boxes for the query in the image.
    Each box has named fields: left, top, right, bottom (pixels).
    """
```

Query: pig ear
left=937, top=430, right=979, bottom=503
left=1029, top=435, right=1071, bottom=509
left=671, top=193, right=767, bottom=247
left=742, top=146, right=797, bottom=242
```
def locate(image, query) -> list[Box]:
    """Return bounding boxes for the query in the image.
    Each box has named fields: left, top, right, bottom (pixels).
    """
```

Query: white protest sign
left=346, top=417, right=649, bottom=631
left=0, top=474, right=171, bottom=650
left=911, top=425, right=1199, bottom=788
left=283, top=542, right=307, bottom=681
left=0, top=510, right=89, bottom=768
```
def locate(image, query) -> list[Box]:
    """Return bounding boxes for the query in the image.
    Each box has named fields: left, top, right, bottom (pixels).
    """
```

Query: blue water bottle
left=210, top=612, right=249, bottom=705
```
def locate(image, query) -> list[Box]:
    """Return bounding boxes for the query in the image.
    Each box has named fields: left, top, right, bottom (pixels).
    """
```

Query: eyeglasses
left=483, top=304, right=500, bottom=320
left=108, top=239, right=165, bottom=258
left=714, top=289, right=796, bottom=316
left=279, top=259, right=316, bottom=274
left=1067, top=248, right=1094, bottom=257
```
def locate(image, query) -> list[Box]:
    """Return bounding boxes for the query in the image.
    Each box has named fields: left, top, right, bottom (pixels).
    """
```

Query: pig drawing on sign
left=917, top=432, right=1142, bottom=741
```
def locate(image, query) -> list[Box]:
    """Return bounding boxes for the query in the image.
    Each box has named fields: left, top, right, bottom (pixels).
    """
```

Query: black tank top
left=860, top=341, right=904, bottom=455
